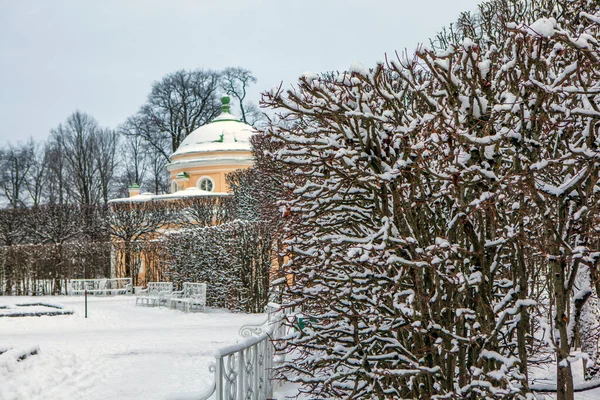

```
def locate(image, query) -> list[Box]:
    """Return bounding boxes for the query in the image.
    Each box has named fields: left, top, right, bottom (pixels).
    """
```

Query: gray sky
left=0, top=0, right=482, bottom=145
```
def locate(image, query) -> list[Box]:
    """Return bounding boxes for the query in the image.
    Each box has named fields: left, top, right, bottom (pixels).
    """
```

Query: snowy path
left=0, top=296, right=265, bottom=400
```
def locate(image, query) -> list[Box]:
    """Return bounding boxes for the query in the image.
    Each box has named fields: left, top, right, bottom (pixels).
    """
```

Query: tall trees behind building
left=0, top=66, right=263, bottom=298
left=0, top=112, right=121, bottom=207
left=0, top=67, right=262, bottom=207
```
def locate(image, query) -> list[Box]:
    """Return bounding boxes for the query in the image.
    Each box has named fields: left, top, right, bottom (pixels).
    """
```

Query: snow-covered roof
left=171, top=98, right=257, bottom=158
left=109, top=187, right=231, bottom=203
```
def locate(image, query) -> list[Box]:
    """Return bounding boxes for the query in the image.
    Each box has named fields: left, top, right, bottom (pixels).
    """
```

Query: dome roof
left=171, top=97, right=257, bottom=158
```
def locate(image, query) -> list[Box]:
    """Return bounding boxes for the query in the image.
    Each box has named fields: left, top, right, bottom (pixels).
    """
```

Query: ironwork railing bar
left=260, top=340, right=267, bottom=398
left=215, top=357, right=223, bottom=400
left=252, top=343, right=258, bottom=400
left=238, top=349, right=244, bottom=400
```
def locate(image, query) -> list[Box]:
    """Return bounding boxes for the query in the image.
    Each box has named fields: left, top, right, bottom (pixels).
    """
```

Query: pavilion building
left=109, top=96, right=258, bottom=284
left=124, top=96, right=257, bottom=202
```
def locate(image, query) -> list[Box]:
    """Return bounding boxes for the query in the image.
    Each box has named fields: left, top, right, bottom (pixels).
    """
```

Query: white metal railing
left=68, top=278, right=132, bottom=295
left=197, top=303, right=285, bottom=400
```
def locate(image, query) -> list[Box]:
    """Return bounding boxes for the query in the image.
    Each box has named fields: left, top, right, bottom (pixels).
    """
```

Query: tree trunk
left=553, top=259, right=574, bottom=400
left=124, top=241, right=132, bottom=284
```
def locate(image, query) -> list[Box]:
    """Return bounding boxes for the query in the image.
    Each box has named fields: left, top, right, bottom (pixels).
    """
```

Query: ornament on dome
left=221, top=96, right=231, bottom=114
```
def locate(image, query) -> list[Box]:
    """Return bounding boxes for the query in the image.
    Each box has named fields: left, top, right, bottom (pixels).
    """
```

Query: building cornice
left=166, top=156, right=253, bottom=172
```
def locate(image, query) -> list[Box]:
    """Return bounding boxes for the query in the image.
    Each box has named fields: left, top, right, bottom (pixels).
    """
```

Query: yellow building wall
left=113, top=240, right=164, bottom=286
left=168, top=150, right=253, bottom=193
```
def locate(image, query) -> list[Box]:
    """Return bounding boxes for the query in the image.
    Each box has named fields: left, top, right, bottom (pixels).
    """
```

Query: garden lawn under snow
left=0, top=295, right=266, bottom=400
left=2, top=296, right=600, bottom=400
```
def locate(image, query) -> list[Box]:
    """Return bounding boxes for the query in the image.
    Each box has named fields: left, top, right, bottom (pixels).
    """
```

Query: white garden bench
left=169, top=282, right=207, bottom=313
left=68, top=278, right=132, bottom=296
left=135, top=282, right=173, bottom=307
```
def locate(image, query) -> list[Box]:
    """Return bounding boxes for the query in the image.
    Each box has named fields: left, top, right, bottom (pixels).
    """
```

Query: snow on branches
left=262, top=0, right=600, bottom=398
left=162, top=220, right=273, bottom=313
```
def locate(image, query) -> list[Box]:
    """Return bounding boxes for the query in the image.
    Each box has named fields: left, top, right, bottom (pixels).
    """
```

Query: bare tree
left=126, top=69, right=222, bottom=157
left=0, top=203, right=112, bottom=295
left=51, top=111, right=100, bottom=205
left=50, top=111, right=118, bottom=205
left=243, top=102, right=266, bottom=127
left=115, top=129, right=169, bottom=196
left=0, top=142, right=35, bottom=208
left=27, top=204, right=84, bottom=245
left=146, top=146, right=169, bottom=194
left=121, top=112, right=171, bottom=163
left=220, top=67, right=259, bottom=124
left=44, top=137, right=71, bottom=205
left=114, top=134, right=148, bottom=197
left=119, top=134, right=148, bottom=189
left=24, top=140, right=49, bottom=207
left=95, top=128, right=119, bottom=204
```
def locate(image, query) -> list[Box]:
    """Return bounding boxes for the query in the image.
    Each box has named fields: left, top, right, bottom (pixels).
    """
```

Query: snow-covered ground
left=0, top=296, right=267, bottom=400
left=3, top=295, right=600, bottom=400
left=532, top=359, right=600, bottom=400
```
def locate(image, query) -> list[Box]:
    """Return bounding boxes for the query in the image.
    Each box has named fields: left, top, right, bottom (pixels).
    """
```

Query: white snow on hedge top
left=301, top=71, right=318, bottom=82
left=528, top=17, right=556, bottom=37
left=171, top=111, right=257, bottom=158
left=349, top=61, right=369, bottom=76
left=109, top=187, right=230, bottom=203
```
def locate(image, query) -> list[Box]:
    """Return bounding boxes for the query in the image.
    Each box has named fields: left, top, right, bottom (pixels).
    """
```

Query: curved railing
left=197, top=303, right=284, bottom=400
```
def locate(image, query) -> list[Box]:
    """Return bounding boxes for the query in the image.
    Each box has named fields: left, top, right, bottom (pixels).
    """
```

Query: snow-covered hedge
left=162, top=220, right=273, bottom=313
left=0, top=204, right=111, bottom=295
left=262, top=0, right=600, bottom=398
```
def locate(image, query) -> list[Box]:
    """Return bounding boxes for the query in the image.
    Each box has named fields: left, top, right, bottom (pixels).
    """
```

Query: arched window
left=171, top=181, right=178, bottom=193
left=197, top=176, right=214, bottom=192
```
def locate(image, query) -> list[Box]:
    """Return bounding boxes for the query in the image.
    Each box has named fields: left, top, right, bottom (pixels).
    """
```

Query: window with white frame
left=171, top=181, right=178, bottom=193
left=197, top=176, right=214, bottom=192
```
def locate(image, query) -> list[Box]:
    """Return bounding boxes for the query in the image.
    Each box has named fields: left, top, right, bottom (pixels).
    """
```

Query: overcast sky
left=0, top=0, right=482, bottom=145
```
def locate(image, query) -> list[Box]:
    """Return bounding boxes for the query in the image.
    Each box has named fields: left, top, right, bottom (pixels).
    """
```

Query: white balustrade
left=197, top=303, right=285, bottom=400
